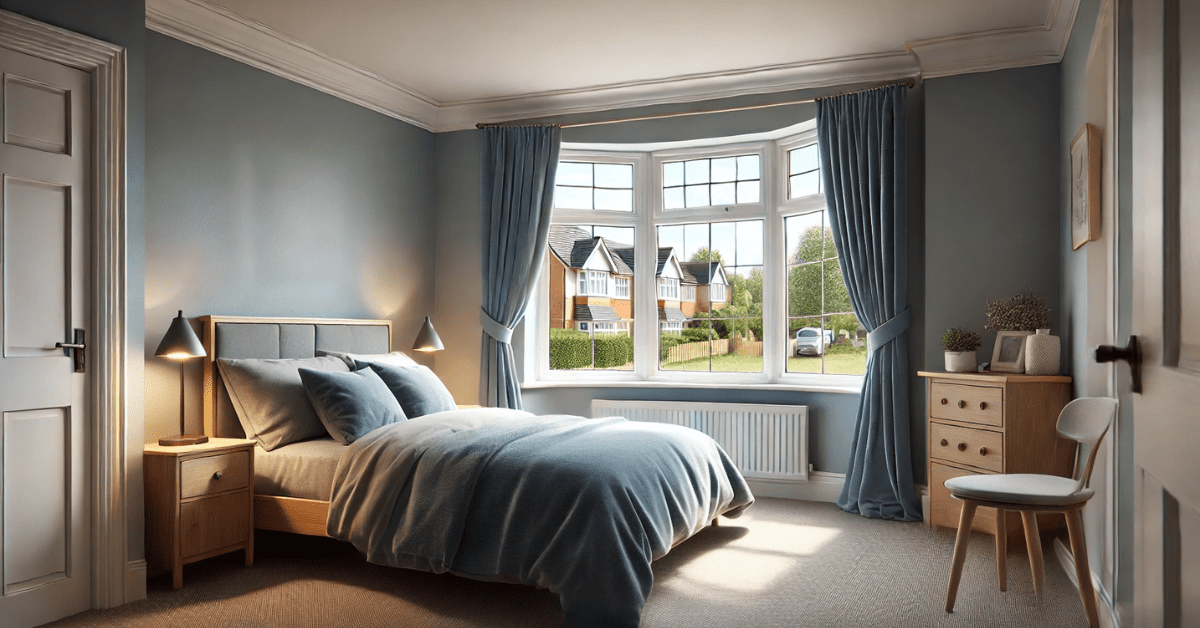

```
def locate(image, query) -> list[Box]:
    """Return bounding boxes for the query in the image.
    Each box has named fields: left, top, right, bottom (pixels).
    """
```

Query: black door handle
left=1095, top=335, right=1141, bottom=393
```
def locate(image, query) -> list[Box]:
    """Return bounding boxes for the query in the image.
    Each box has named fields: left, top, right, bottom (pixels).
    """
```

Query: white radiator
left=590, top=400, right=809, bottom=482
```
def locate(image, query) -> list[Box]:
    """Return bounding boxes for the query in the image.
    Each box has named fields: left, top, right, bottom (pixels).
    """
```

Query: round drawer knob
left=213, top=471, right=223, bottom=481
left=940, top=398, right=948, bottom=405
left=979, top=401, right=988, bottom=410
left=979, top=447, right=988, bottom=456
left=957, top=442, right=967, bottom=452
left=957, top=400, right=966, bottom=409
left=940, top=439, right=949, bottom=447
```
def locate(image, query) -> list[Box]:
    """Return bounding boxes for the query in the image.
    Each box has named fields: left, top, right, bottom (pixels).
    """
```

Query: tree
left=787, top=225, right=859, bottom=339
left=690, top=247, right=723, bottom=263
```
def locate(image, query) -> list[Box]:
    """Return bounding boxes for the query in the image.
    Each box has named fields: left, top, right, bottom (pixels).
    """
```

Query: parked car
left=794, top=327, right=833, bottom=356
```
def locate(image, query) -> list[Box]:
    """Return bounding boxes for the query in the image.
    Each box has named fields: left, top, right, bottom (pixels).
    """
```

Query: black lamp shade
left=155, top=310, right=206, bottom=359
left=412, top=316, right=444, bottom=352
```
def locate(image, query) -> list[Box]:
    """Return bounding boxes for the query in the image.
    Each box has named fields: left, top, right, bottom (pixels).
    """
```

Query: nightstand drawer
left=180, top=451, right=250, bottom=499
left=930, top=382, right=1003, bottom=427
left=930, top=422, right=1004, bottom=472
left=180, top=491, right=250, bottom=559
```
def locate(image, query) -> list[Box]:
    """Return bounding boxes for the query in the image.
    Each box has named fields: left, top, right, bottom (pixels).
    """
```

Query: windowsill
left=521, top=377, right=863, bottom=395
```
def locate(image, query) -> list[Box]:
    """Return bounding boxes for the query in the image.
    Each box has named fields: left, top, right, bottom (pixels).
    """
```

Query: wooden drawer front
left=180, top=491, right=249, bottom=559
left=180, top=451, right=249, bottom=499
left=930, top=422, right=1004, bottom=472
left=929, top=382, right=1003, bottom=427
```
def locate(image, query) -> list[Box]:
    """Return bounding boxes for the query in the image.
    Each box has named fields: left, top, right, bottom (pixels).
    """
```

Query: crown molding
left=147, top=0, right=1079, bottom=133
left=906, top=0, right=1079, bottom=78
left=145, top=0, right=440, bottom=131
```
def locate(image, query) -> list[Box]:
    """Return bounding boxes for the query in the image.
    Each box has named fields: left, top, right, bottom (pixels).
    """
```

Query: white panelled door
left=0, top=45, right=92, bottom=627
left=1131, top=0, right=1200, bottom=625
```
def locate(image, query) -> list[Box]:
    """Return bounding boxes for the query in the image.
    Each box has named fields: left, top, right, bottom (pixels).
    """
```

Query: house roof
left=575, top=304, right=622, bottom=322
left=659, top=307, right=689, bottom=322
left=678, top=261, right=723, bottom=285
left=548, top=226, right=632, bottom=275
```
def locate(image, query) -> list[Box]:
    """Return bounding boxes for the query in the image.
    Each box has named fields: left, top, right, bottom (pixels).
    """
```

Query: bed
left=199, top=315, right=754, bottom=627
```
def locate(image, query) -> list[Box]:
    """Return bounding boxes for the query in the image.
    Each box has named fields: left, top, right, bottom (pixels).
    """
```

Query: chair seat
left=944, top=473, right=1094, bottom=506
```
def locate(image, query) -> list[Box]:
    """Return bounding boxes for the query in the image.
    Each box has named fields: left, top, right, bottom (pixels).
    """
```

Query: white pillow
left=317, top=349, right=418, bottom=370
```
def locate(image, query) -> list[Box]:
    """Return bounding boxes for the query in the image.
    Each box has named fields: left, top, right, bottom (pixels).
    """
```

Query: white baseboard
left=747, top=471, right=844, bottom=502
left=1052, top=539, right=1120, bottom=628
left=125, top=559, right=147, bottom=603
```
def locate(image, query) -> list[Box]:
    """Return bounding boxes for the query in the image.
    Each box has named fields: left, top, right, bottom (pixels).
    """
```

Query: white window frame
left=681, top=284, right=696, bottom=301
left=710, top=282, right=726, bottom=303
left=530, top=131, right=863, bottom=392
left=657, top=277, right=680, bottom=300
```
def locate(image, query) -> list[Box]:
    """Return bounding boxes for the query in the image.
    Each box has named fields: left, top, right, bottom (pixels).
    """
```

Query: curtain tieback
left=866, top=307, right=912, bottom=354
left=480, top=309, right=515, bottom=344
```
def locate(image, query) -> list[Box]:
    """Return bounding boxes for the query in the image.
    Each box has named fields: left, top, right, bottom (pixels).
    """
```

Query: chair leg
left=1066, top=509, right=1100, bottom=628
left=945, top=500, right=978, bottom=613
left=995, top=508, right=1007, bottom=591
left=1020, top=511, right=1044, bottom=598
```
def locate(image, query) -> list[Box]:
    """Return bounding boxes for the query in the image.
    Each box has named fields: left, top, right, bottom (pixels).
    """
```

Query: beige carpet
left=45, top=498, right=1092, bottom=627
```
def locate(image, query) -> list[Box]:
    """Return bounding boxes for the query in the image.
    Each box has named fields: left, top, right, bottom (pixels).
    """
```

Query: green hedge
left=681, top=327, right=717, bottom=343
left=550, top=328, right=633, bottom=369
left=659, top=333, right=686, bottom=360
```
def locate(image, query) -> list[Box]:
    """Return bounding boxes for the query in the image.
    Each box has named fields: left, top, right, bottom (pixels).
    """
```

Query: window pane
left=664, top=187, right=685, bottom=210
left=790, top=171, right=821, bottom=198
left=787, top=262, right=824, bottom=318
left=548, top=223, right=634, bottom=371
left=685, top=159, right=709, bottom=185
left=736, top=180, right=760, bottom=204
left=789, top=144, right=818, bottom=175
left=786, top=213, right=824, bottom=263
left=557, top=162, right=593, bottom=186
left=736, top=155, right=760, bottom=180
left=595, top=188, right=633, bottom=212
left=710, top=222, right=736, bottom=265
left=555, top=186, right=592, bottom=210
left=595, top=163, right=632, bottom=188
left=663, top=161, right=684, bottom=187
left=735, top=221, right=763, bottom=265
left=685, top=185, right=709, bottom=208
left=711, top=157, right=737, bottom=183
left=711, top=182, right=736, bottom=206
left=659, top=322, right=711, bottom=371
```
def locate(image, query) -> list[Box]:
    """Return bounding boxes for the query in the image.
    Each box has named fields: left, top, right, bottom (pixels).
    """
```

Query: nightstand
left=144, top=438, right=255, bottom=588
left=919, top=371, right=1074, bottom=538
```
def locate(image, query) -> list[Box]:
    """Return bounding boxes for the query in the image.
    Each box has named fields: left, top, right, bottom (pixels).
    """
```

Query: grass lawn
left=662, top=344, right=867, bottom=374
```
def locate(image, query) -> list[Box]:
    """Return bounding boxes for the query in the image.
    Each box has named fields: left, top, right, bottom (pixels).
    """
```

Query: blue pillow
left=298, top=367, right=406, bottom=445
left=360, top=362, right=457, bottom=419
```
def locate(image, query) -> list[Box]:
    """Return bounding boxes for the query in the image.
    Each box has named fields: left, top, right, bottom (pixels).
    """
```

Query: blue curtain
left=479, top=125, right=561, bottom=409
left=817, top=85, right=921, bottom=521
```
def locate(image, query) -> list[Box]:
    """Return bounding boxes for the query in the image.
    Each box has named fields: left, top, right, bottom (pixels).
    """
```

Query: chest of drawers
left=919, top=372, right=1074, bottom=536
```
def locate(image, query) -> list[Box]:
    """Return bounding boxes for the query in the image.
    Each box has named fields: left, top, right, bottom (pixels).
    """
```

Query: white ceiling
left=146, top=0, right=1081, bottom=131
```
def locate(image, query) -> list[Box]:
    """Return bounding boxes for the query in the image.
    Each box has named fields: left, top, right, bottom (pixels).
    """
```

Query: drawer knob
left=979, top=447, right=988, bottom=456
left=979, top=401, right=988, bottom=410
left=940, top=398, right=948, bottom=405
left=940, top=439, right=949, bottom=447
left=957, top=400, right=966, bottom=409
left=957, top=442, right=967, bottom=452
left=212, top=471, right=223, bottom=481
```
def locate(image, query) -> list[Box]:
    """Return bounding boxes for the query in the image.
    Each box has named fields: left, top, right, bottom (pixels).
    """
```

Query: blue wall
left=144, top=32, right=437, bottom=443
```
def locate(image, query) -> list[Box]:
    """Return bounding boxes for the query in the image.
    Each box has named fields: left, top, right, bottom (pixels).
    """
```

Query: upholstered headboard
left=199, top=315, right=392, bottom=438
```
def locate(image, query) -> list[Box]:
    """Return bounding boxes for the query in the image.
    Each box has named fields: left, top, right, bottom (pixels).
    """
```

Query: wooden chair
left=943, top=397, right=1117, bottom=628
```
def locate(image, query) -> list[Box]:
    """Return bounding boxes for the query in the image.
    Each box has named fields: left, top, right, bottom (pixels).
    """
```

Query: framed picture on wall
left=1070, top=123, right=1102, bottom=250
left=990, top=330, right=1034, bottom=373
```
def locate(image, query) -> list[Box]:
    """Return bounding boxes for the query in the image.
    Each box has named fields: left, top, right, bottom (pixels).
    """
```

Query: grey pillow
left=299, top=367, right=406, bottom=445
left=361, top=362, right=456, bottom=419
left=217, top=356, right=349, bottom=451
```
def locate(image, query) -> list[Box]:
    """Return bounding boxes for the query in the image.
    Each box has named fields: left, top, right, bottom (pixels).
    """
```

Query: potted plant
left=984, top=289, right=1058, bottom=374
left=941, top=328, right=982, bottom=373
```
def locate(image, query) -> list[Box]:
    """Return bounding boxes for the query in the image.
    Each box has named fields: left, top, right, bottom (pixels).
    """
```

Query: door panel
left=3, top=176, right=70, bottom=358
left=0, top=43, right=90, bottom=627
left=1132, top=0, right=1200, bottom=624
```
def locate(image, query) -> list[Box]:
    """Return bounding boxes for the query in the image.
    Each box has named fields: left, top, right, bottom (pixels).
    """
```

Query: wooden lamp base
left=158, top=434, right=209, bottom=446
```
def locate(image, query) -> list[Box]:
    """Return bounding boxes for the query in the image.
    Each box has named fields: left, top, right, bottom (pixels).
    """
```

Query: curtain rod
left=476, top=79, right=917, bottom=130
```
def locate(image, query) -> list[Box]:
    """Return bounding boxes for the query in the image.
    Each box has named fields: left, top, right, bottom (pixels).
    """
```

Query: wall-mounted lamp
left=155, top=310, right=209, bottom=446
left=412, top=316, right=444, bottom=352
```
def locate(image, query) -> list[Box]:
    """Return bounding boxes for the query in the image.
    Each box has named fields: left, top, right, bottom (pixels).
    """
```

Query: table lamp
left=156, top=310, right=209, bottom=446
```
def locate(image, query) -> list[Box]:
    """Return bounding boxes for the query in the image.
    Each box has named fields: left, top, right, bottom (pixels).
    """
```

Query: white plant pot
left=944, top=350, right=977, bottom=373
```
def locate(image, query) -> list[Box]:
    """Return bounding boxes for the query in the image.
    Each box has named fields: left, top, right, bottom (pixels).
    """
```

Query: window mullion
left=762, top=143, right=784, bottom=382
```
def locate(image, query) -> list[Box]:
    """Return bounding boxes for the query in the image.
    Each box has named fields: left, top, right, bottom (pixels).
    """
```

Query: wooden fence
left=666, top=339, right=729, bottom=363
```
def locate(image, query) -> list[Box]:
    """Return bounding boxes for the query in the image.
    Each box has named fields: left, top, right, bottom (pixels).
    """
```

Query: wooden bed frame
left=200, top=314, right=719, bottom=540
left=200, top=315, right=393, bottom=537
